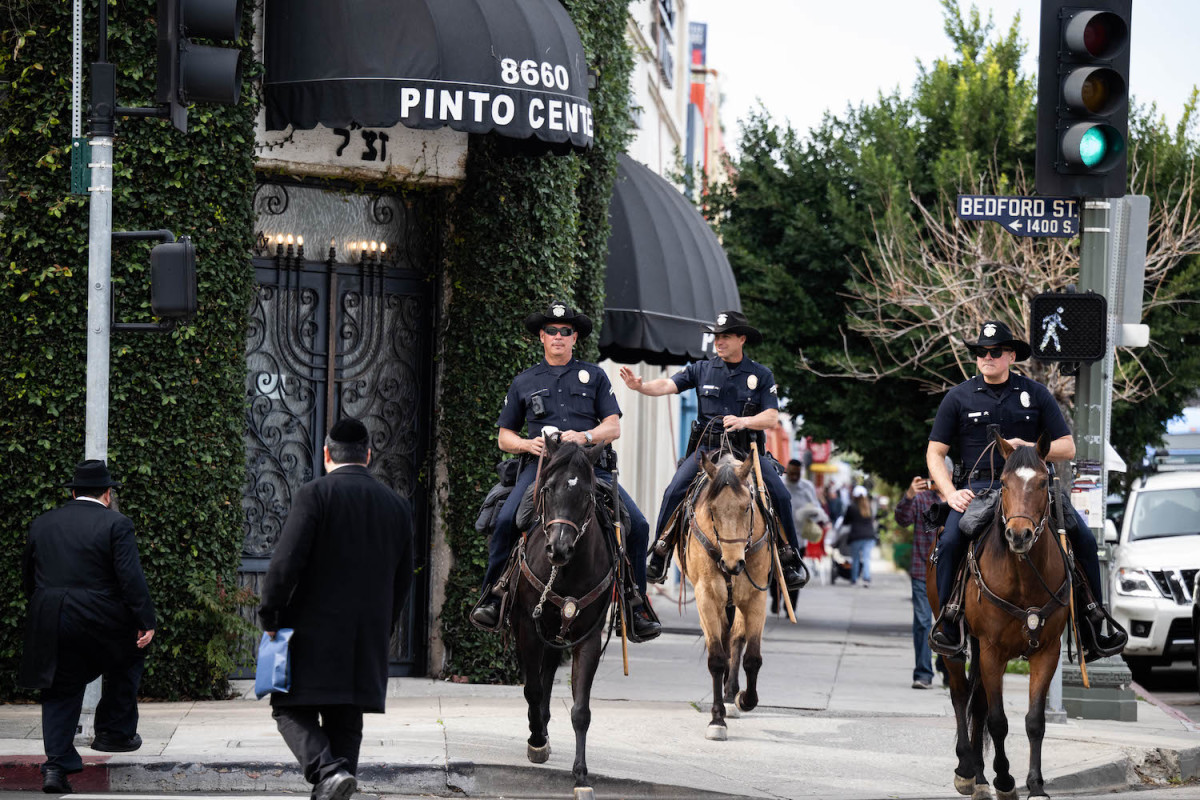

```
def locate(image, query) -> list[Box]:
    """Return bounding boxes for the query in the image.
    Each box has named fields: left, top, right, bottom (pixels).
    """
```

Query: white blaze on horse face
left=1015, top=466, right=1038, bottom=488
left=568, top=476, right=578, bottom=488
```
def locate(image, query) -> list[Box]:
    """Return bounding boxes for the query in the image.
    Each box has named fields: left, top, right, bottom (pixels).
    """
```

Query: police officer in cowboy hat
left=926, top=320, right=1127, bottom=660
left=20, top=460, right=156, bottom=794
left=620, top=310, right=808, bottom=590
left=471, top=300, right=660, bottom=640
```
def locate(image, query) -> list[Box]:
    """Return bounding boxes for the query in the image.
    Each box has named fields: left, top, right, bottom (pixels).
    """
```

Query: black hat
left=966, top=320, right=1032, bottom=362
left=705, top=310, right=762, bottom=345
left=328, top=417, right=370, bottom=446
left=524, top=300, right=593, bottom=339
left=62, top=459, right=122, bottom=490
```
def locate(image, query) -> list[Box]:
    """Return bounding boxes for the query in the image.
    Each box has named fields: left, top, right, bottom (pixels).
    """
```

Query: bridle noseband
left=998, top=483, right=1051, bottom=550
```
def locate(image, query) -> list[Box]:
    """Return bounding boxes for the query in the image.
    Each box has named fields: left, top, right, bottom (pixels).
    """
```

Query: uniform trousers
left=654, top=450, right=802, bottom=554
left=933, top=479, right=1102, bottom=612
left=485, top=463, right=650, bottom=592
left=41, top=615, right=144, bottom=774
left=272, top=705, right=364, bottom=785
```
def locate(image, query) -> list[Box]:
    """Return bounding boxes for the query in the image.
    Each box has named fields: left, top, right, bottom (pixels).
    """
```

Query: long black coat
left=20, top=500, right=156, bottom=689
left=258, top=465, right=413, bottom=712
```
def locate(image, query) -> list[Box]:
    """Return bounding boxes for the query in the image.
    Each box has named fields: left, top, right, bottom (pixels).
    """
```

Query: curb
left=1, top=759, right=756, bottom=799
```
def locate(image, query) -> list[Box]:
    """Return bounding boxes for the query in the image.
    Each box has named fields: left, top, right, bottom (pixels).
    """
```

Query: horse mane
left=704, top=458, right=746, bottom=504
left=1002, top=444, right=1044, bottom=476
left=542, top=442, right=594, bottom=485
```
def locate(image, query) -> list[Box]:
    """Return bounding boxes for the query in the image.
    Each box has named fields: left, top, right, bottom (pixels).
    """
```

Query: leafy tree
left=709, top=1, right=1200, bottom=487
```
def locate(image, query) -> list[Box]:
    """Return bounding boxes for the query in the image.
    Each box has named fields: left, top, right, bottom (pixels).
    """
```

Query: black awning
left=599, top=155, right=741, bottom=366
left=263, top=0, right=593, bottom=150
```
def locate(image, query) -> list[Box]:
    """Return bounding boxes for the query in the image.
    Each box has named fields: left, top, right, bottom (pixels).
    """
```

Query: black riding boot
left=1077, top=600, right=1128, bottom=662
left=627, top=591, right=662, bottom=641
left=779, top=546, right=809, bottom=591
left=930, top=613, right=966, bottom=661
left=646, top=537, right=672, bottom=584
left=469, top=587, right=502, bottom=630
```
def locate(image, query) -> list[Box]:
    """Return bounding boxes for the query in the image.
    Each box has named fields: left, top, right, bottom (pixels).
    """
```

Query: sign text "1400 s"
left=956, top=194, right=1079, bottom=237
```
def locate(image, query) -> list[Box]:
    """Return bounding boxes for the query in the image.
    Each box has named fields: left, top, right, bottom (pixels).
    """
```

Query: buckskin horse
left=929, top=431, right=1072, bottom=800
left=677, top=451, right=772, bottom=741
left=510, top=436, right=618, bottom=799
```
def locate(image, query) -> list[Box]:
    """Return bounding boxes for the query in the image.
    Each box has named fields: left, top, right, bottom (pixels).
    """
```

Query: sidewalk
left=3, top=552, right=1199, bottom=798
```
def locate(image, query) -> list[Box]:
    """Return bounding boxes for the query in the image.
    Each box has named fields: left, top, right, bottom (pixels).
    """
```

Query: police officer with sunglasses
left=471, top=300, right=660, bottom=641
left=926, top=320, right=1126, bottom=661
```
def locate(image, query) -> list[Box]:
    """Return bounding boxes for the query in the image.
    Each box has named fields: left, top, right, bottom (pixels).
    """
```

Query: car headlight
left=1116, top=568, right=1162, bottom=598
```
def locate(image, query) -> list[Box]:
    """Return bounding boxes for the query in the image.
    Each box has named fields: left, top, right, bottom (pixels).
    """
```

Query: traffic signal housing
left=156, top=0, right=244, bottom=133
left=1029, top=291, right=1107, bottom=363
left=150, top=236, right=197, bottom=319
left=1035, top=0, right=1131, bottom=198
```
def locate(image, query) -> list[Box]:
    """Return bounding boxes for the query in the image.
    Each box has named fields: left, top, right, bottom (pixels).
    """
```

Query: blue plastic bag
left=254, top=628, right=293, bottom=699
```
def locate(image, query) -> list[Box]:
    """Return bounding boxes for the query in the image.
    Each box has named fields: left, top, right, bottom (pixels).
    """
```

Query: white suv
left=1107, top=469, right=1200, bottom=681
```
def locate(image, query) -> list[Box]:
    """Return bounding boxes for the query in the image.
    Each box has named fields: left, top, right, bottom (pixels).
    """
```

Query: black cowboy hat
left=705, top=310, right=762, bottom=346
left=966, top=320, right=1032, bottom=362
left=62, top=459, right=122, bottom=490
left=524, top=300, right=593, bottom=339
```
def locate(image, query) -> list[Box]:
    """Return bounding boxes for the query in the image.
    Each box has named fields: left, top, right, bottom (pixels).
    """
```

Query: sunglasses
left=971, top=346, right=1011, bottom=359
left=542, top=325, right=575, bottom=337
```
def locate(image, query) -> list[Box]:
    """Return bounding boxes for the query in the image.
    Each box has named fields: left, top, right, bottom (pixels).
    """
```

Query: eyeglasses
left=971, top=346, right=1011, bottom=359
left=542, top=325, right=575, bottom=337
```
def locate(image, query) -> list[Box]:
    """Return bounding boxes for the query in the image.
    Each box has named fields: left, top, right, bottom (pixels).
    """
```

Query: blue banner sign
left=957, top=195, right=1079, bottom=237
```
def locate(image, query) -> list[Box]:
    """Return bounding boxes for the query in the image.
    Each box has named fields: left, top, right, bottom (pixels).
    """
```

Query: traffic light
left=1029, top=291, right=1107, bottom=362
left=156, top=0, right=244, bottom=133
left=150, top=237, right=197, bottom=319
left=1035, top=0, right=1132, bottom=198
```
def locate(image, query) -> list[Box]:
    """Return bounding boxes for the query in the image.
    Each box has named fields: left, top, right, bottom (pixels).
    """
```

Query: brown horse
left=929, top=431, right=1071, bottom=800
left=510, top=438, right=615, bottom=799
left=677, top=451, right=772, bottom=741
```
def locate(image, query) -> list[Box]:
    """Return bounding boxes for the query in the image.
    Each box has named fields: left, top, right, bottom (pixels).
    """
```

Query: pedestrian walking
left=20, top=459, right=156, bottom=794
left=894, top=475, right=944, bottom=689
left=259, top=418, right=415, bottom=800
left=843, top=486, right=877, bottom=587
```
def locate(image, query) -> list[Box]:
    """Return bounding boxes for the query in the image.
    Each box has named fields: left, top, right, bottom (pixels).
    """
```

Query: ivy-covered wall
left=436, top=0, right=633, bottom=681
left=0, top=1, right=257, bottom=698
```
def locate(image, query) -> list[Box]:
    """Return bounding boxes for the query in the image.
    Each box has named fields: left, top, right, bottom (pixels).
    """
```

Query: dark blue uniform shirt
left=929, top=373, right=1070, bottom=480
left=497, top=357, right=621, bottom=436
left=671, top=357, right=779, bottom=423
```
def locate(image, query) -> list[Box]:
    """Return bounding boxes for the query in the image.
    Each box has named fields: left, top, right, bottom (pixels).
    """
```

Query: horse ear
left=735, top=456, right=755, bottom=482
left=699, top=451, right=717, bottom=479
left=544, top=433, right=559, bottom=457
left=994, top=427, right=1014, bottom=459
left=587, top=443, right=606, bottom=465
left=1036, top=431, right=1052, bottom=460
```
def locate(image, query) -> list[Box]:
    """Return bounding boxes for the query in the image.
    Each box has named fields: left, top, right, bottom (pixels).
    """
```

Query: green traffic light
left=1079, top=127, right=1108, bottom=167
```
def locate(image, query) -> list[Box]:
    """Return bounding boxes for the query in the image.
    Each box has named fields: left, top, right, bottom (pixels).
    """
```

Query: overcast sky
left=686, top=0, right=1198, bottom=154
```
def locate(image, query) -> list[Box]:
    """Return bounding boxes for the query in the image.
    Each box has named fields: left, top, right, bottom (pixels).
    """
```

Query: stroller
left=829, top=547, right=853, bottom=583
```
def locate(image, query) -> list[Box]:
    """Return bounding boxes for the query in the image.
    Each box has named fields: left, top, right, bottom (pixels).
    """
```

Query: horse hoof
left=971, top=785, right=994, bottom=800
left=995, top=789, right=1020, bottom=800
left=954, top=775, right=976, bottom=795
left=735, top=690, right=757, bottom=712
left=705, top=723, right=728, bottom=741
left=724, top=703, right=740, bottom=719
left=527, top=743, right=551, bottom=763
left=573, top=788, right=596, bottom=800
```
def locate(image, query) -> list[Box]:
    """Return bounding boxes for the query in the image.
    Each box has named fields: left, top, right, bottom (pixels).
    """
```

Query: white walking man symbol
left=1039, top=307, right=1068, bottom=352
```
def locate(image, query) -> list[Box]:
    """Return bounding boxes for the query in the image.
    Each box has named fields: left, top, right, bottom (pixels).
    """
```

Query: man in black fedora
left=620, top=310, right=808, bottom=590
left=260, top=417, right=414, bottom=800
left=471, top=300, right=660, bottom=641
left=925, top=320, right=1126, bottom=660
left=20, top=459, right=156, bottom=794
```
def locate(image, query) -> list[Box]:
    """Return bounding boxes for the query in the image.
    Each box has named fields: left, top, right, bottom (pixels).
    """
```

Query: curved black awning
left=263, top=0, right=593, bottom=150
left=600, top=155, right=740, bottom=366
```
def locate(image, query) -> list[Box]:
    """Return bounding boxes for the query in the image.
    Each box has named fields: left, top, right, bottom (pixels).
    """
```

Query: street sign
left=957, top=194, right=1080, bottom=237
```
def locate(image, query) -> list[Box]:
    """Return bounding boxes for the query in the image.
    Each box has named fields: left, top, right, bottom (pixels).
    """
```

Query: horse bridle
left=998, top=484, right=1051, bottom=548
left=688, top=482, right=770, bottom=584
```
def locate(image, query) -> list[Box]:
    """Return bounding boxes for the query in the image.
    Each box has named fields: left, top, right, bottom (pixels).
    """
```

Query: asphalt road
left=1134, top=662, right=1200, bottom=724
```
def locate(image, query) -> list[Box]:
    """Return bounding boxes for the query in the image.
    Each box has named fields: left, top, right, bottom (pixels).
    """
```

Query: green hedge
left=437, top=0, right=633, bottom=681
left=1, top=0, right=257, bottom=698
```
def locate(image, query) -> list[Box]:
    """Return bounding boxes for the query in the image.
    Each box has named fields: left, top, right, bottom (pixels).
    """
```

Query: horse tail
left=963, top=636, right=992, bottom=757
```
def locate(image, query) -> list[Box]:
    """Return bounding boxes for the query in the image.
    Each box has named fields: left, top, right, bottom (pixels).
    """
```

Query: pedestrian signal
left=1035, top=0, right=1131, bottom=198
left=1029, top=292, right=1107, bottom=362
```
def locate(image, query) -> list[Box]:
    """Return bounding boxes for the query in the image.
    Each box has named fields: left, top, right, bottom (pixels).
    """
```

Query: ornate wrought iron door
left=241, top=186, right=437, bottom=674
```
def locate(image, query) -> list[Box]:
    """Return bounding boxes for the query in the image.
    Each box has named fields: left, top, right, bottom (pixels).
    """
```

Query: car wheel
left=1124, top=655, right=1153, bottom=686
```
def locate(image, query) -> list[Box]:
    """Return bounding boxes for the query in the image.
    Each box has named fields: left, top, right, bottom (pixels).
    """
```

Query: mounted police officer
left=927, top=321, right=1127, bottom=660
left=470, top=300, right=661, bottom=641
left=619, top=310, right=807, bottom=590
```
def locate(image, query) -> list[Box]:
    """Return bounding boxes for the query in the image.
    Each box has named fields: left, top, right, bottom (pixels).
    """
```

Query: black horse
left=511, top=437, right=617, bottom=798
